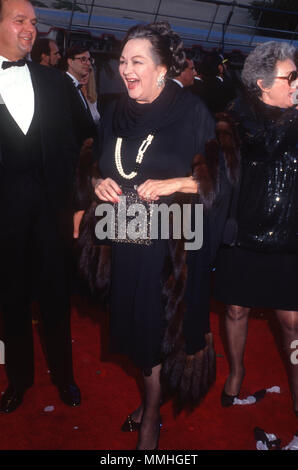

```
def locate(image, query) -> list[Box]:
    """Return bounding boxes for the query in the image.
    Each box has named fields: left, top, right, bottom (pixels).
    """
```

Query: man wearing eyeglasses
left=64, top=46, right=99, bottom=282
left=64, top=45, right=97, bottom=148
left=66, top=46, right=94, bottom=83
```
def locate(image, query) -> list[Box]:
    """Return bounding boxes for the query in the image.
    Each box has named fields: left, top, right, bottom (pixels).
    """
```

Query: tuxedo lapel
left=80, top=90, right=94, bottom=123
left=65, top=73, right=93, bottom=121
left=26, top=61, right=47, bottom=163
left=26, top=60, right=43, bottom=107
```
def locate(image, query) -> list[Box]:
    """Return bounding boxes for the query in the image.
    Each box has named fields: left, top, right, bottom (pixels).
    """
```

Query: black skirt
left=109, top=240, right=167, bottom=371
left=213, top=246, right=298, bottom=311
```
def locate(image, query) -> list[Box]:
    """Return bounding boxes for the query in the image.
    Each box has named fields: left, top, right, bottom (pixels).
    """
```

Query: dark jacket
left=228, top=97, right=298, bottom=253
left=64, top=73, right=98, bottom=149
left=192, top=76, right=236, bottom=114
left=0, top=61, right=78, bottom=214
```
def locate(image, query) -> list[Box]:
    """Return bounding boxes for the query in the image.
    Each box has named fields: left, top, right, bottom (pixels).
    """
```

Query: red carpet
left=0, top=294, right=297, bottom=451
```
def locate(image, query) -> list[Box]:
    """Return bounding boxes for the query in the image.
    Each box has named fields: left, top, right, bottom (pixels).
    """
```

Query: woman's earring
left=157, top=74, right=165, bottom=88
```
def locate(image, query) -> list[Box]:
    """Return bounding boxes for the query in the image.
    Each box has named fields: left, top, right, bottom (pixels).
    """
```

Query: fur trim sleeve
left=191, top=146, right=219, bottom=209
left=76, top=201, right=111, bottom=305
left=161, top=237, right=216, bottom=408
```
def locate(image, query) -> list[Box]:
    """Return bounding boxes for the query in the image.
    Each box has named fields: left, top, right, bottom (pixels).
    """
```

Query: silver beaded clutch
left=111, top=186, right=153, bottom=246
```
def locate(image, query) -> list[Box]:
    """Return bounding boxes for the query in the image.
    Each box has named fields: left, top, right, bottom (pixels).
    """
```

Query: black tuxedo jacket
left=192, top=76, right=236, bottom=114
left=64, top=73, right=97, bottom=148
left=190, top=78, right=205, bottom=97
left=0, top=61, right=78, bottom=213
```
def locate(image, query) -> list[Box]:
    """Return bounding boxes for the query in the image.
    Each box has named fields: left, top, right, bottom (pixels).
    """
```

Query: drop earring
left=157, top=74, right=165, bottom=88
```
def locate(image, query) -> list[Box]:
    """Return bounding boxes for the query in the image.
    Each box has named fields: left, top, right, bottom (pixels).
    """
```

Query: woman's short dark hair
left=121, top=21, right=185, bottom=78
left=241, top=41, right=296, bottom=98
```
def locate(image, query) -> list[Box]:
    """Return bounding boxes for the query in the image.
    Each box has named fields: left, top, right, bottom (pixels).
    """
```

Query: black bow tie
left=2, top=59, right=26, bottom=70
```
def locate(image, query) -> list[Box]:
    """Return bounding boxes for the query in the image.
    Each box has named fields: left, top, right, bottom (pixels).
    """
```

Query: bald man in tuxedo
left=0, top=0, right=81, bottom=412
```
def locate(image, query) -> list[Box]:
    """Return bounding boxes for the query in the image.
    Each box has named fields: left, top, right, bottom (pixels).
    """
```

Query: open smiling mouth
left=126, top=78, right=139, bottom=89
left=20, top=36, right=33, bottom=44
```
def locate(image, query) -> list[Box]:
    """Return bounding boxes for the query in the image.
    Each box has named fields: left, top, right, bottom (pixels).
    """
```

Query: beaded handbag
left=94, top=186, right=153, bottom=246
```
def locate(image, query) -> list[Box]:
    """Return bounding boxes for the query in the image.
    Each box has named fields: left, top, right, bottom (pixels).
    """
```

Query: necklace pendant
left=115, top=134, right=155, bottom=180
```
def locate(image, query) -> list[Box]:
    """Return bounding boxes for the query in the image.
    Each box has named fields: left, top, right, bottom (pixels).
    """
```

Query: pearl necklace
left=115, top=134, right=154, bottom=179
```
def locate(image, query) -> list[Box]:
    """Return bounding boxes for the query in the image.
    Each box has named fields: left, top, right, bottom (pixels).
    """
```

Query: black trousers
left=0, top=173, right=74, bottom=391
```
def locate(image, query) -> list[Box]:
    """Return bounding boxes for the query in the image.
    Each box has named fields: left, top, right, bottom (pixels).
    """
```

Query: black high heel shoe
left=254, top=427, right=281, bottom=450
left=221, top=370, right=245, bottom=407
left=122, top=413, right=162, bottom=432
left=221, top=388, right=238, bottom=407
left=121, top=414, right=141, bottom=432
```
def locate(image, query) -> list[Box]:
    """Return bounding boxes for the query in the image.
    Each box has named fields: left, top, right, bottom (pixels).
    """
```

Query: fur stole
left=160, top=236, right=216, bottom=409
left=192, top=112, right=240, bottom=210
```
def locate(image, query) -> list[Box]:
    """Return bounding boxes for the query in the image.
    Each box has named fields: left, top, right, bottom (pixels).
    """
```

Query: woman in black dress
left=92, top=22, right=219, bottom=449
left=214, top=41, right=298, bottom=449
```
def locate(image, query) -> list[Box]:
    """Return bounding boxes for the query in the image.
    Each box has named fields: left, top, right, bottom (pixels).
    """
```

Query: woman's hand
left=137, top=177, right=198, bottom=200
left=94, top=177, right=122, bottom=203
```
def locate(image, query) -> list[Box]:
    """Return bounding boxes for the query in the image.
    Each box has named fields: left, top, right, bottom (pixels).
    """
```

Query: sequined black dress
left=214, top=98, right=298, bottom=310
left=97, top=81, right=215, bottom=370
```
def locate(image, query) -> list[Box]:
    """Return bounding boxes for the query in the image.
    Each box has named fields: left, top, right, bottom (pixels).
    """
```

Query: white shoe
left=283, top=434, right=298, bottom=450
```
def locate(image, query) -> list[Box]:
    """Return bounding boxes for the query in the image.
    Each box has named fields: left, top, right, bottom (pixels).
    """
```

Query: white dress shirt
left=87, top=99, right=100, bottom=124
left=0, top=56, right=34, bottom=135
left=172, top=78, right=184, bottom=88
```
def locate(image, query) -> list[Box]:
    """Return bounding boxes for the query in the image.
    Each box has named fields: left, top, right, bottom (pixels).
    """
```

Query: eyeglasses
left=274, top=70, right=298, bottom=86
left=72, top=56, right=95, bottom=65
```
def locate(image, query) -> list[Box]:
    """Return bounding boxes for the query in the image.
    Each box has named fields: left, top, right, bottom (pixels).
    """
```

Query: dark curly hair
left=121, top=21, right=185, bottom=78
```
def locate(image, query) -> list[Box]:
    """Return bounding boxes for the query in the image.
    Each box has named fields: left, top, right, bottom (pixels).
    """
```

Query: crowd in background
left=0, top=0, right=298, bottom=451
left=29, top=36, right=247, bottom=120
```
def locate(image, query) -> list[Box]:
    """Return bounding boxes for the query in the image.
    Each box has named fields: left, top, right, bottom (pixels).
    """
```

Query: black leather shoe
left=0, top=386, right=26, bottom=413
left=57, top=383, right=81, bottom=407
